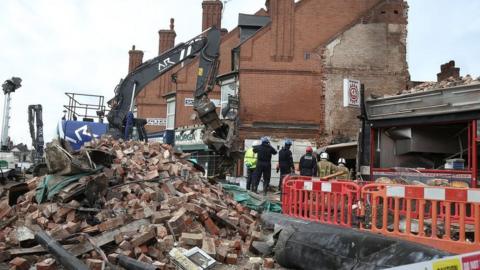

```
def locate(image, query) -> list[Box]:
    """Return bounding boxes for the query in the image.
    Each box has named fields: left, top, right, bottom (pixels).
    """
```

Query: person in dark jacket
left=253, top=136, right=278, bottom=195
left=299, top=146, right=317, bottom=176
left=277, top=139, right=295, bottom=191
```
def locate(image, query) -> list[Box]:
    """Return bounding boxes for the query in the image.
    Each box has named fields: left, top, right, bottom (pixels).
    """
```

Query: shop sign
left=343, top=78, right=361, bottom=107
left=146, top=118, right=166, bottom=126
left=175, top=128, right=204, bottom=145
left=184, top=98, right=221, bottom=107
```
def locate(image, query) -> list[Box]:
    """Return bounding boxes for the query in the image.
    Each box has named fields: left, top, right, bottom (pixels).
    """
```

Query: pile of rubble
left=0, top=138, right=277, bottom=270
left=404, top=74, right=480, bottom=94
left=374, top=75, right=480, bottom=99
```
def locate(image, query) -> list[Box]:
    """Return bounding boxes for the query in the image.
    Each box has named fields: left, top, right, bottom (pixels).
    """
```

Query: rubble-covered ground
left=0, top=138, right=283, bottom=270
left=377, top=75, right=480, bottom=98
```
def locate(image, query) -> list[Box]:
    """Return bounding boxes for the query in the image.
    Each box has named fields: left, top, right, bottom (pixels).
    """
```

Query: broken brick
left=167, top=208, right=186, bottom=235
left=203, top=216, right=220, bottom=235
left=130, top=230, right=156, bottom=247
left=216, top=244, right=228, bottom=262
left=9, top=257, right=29, bottom=270
left=98, top=216, right=125, bottom=232
left=202, top=237, right=216, bottom=257
left=138, top=253, right=154, bottom=264
left=226, top=253, right=238, bottom=265
left=263, top=258, right=275, bottom=268
left=86, top=259, right=103, bottom=270
left=155, top=225, right=168, bottom=238
left=107, top=253, right=119, bottom=264
left=180, top=233, right=203, bottom=246
left=151, top=211, right=172, bottom=224
left=119, top=240, right=133, bottom=251
left=184, top=203, right=203, bottom=216
left=35, top=258, right=56, bottom=270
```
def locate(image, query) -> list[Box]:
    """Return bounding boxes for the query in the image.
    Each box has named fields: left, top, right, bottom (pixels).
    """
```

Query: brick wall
left=437, top=60, right=460, bottom=82
left=237, top=0, right=390, bottom=144
left=135, top=0, right=409, bottom=148
left=322, top=0, right=408, bottom=144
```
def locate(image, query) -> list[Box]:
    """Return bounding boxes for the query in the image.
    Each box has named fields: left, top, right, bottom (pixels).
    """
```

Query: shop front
left=360, top=84, right=480, bottom=187
left=174, top=126, right=223, bottom=177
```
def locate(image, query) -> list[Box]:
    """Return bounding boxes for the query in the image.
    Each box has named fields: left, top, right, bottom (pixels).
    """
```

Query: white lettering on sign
left=146, top=118, right=166, bottom=126
left=158, top=58, right=176, bottom=72
left=175, top=128, right=204, bottom=145
left=184, top=98, right=220, bottom=107
left=343, top=79, right=361, bottom=107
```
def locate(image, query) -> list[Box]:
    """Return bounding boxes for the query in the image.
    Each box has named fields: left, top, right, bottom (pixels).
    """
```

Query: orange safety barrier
left=359, top=183, right=480, bottom=254
left=282, top=175, right=361, bottom=227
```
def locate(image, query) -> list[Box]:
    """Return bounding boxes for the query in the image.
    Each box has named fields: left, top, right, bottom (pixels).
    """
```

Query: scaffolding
left=63, top=92, right=107, bottom=122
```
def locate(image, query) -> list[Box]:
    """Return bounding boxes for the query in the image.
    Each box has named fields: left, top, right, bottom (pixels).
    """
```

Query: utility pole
left=1, top=77, right=22, bottom=151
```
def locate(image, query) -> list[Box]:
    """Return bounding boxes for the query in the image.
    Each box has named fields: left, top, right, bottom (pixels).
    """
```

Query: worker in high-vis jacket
left=335, top=158, right=350, bottom=180
left=244, top=141, right=259, bottom=191
left=317, top=152, right=337, bottom=178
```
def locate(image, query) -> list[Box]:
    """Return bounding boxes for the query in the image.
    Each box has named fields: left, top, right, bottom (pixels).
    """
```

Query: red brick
left=216, top=244, right=228, bottom=262
left=9, top=257, right=29, bottom=270
left=202, top=237, right=216, bottom=257
left=35, top=258, right=56, bottom=270
left=155, top=225, right=168, bottom=238
left=107, top=253, right=119, bottom=264
left=86, top=259, right=103, bottom=270
left=184, top=203, right=203, bottom=216
left=138, top=254, right=153, bottom=264
left=151, top=211, right=172, bottom=224
left=98, top=216, right=125, bottom=232
left=226, top=253, right=238, bottom=265
left=119, top=240, right=133, bottom=251
left=180, top=233, right=203, bottom=246
left=131, top=230, right=156, bottom=247
left=263, top=258, right=275, bottom=269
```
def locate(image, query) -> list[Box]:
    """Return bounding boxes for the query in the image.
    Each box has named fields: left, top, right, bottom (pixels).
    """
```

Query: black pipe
left=117, top=254, right=159, bottom=270
left=35, top=230, right=89, bottom=270
left=262, top=212, right=451, bottom=270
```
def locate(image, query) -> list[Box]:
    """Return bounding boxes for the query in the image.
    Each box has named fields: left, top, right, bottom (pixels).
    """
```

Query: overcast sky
left=0, top=0, right=479, bottom=147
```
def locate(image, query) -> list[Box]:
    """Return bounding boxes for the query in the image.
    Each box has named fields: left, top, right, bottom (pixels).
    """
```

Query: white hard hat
left=320, top=152, right=329, bottom=160
left=252, top=140, right=261, bottom=146
left=338, top=158, right=346, bottom=165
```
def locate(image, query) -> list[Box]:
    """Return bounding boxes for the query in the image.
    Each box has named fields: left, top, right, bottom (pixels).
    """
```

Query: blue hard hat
left=285, top=139, right=292, bottom=145
left=261, top=136, right=269, bottom=143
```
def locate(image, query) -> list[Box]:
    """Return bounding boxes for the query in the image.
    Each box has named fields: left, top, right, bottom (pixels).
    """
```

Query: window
left=220, top=78, right=238, bottom=119
left=166, top=98, right=175, bottom=130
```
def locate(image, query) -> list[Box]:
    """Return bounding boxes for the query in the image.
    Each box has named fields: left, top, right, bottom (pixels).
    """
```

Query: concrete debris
left=0, top=137, right=277, bottom=269
left=378, top=75, right=480, bottom=98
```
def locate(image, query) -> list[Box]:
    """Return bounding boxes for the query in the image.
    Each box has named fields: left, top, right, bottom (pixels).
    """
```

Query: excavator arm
left=107, top=27, right=240, bottom=159
left=28, top=105, right=44, bottom=164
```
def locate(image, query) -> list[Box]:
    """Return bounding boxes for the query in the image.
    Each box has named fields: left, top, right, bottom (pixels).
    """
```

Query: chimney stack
left=269, top=0, right=295, bottom=62
left=128, top=45, right=144, bottom=73
left=202, top=0, right=223, bottom=31
left=158, top=18, right=177, bottom=55
left=437, top=60, right=460, bottom=82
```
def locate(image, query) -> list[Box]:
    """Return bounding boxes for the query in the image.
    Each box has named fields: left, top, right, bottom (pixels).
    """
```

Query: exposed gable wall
left=237, top=0, right=385, bottom=141
left=323, top=0, right=408, bottom=143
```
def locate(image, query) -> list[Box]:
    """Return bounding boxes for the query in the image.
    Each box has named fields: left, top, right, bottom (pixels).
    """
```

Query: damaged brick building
left=128, top=0, right=409, bottom=175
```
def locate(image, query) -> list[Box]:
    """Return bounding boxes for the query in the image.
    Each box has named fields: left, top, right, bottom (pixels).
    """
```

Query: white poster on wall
left=343, top=79, right=361, bottom=107
left=184, top=98, right=221, bottom=107
left=146, top=118, right=166, bottom=126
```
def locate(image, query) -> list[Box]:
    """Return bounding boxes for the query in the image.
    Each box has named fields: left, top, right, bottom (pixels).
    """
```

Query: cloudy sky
left=0, top=0, right=479, bottom=147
